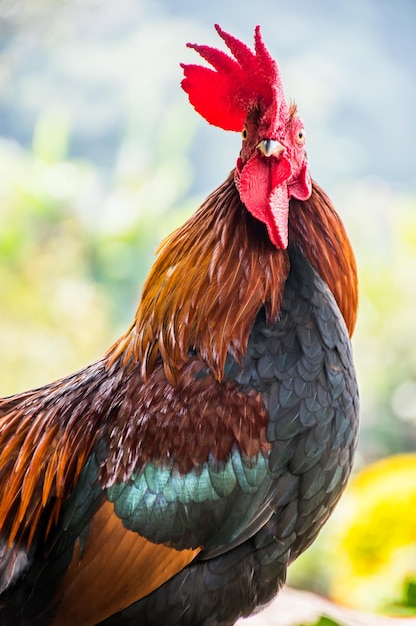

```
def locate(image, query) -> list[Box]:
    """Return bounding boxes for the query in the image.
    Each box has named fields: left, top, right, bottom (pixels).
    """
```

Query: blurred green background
left=0, top=0, right=415, bottom=619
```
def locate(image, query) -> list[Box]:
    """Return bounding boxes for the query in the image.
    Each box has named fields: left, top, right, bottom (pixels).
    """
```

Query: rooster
left=0, top=25, right=359, bottom=626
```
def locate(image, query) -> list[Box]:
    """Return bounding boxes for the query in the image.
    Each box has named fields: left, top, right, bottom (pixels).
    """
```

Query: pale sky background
left=0, top=0, right=414, bottom=199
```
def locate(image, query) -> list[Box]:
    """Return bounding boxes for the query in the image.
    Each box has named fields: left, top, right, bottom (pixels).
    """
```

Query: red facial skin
left=235, top=108, right=311, bottom=249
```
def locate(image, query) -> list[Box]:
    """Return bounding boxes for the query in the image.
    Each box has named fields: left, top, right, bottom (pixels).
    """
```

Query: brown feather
left=0, top=363, right=113, bottom=546
left=100, top=356, right=271, bottom=484
left=108, top=175, right=357, bottom=390
left=51, top=500, right=200, bottom=626
left=289, top=181, right=358, bottom=335
left=107, top=172, right=290, bottom=383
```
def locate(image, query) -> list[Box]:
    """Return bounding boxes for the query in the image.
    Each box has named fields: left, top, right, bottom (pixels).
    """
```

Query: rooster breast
left=97, top=247, right=359, bottom=626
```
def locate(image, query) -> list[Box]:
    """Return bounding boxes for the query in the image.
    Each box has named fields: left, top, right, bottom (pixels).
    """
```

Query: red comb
left=181, top=24, right=287, bottom=132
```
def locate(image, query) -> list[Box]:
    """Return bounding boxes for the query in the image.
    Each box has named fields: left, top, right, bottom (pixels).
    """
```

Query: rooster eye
left=242, top=128, right=248, bottom=141
left=296, top=129, right=306, bottom=144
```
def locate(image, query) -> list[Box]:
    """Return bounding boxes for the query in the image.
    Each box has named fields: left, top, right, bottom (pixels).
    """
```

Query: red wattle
left=236, top=154, right=292, bottom=249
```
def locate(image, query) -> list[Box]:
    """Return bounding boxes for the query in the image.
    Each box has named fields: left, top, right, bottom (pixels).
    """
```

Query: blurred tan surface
left=238, top=587, right=416, bottom=626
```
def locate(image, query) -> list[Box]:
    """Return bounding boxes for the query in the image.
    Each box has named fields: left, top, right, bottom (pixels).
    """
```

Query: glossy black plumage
left=98, top=249, right=359, bottom=626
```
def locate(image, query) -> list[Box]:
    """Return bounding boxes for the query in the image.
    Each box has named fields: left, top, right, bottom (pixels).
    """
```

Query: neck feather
left=108, top=173, right=289, bottom=382
left=289, top=181, right=358, bottom=336
left=108, top=175, right=358, bottom=382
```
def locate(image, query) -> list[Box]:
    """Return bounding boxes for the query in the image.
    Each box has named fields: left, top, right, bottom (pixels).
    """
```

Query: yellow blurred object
left=330, top=454, right=416, bottom=612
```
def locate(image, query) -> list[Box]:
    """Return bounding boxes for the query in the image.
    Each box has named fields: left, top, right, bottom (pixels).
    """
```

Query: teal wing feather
left=107, top=449, right=271, bottom=551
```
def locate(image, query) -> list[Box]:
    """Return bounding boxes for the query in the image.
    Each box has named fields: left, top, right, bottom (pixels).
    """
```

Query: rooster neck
left=108, top=173, right=289, bottom=383
left=107, top=175, right=358, bottom=383
left=289, top=181, right=358, bottom=336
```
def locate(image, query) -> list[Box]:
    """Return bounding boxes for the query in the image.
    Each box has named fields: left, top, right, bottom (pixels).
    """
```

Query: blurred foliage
left=1, top=1, right=416, bottom=621
left=0, top=90, right=197, bottom=394
left=0, top=134, right=111, bottom=392
left=348, top=184, right=416, bottom=462
left=303, top=618, right=342, bottom=626
left=390, top=578, right=416, bottom=617
left=332, top=455, right=416, bottom=612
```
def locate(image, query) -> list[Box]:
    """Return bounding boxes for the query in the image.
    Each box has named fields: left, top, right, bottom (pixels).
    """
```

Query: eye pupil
left=297, top=128, right=305, bottom=144
left=242, top=128, right=248, bottom=140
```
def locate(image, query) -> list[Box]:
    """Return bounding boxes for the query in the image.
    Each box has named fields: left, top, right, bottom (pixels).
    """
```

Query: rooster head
left=181, top=24, right=311, bottom=249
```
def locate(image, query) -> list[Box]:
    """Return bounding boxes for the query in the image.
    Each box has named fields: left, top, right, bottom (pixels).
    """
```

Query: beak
left=257, top=139, right=285, bottom=158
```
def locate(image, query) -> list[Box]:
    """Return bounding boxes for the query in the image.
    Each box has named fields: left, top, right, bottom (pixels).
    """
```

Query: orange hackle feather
left=0, top=409, right=91, bottom=547
left=0, top=365, right=110, bottom=547
left=108, top=173, right=290, bottom=384
left=289, top=181, right=358, bottom=336
left=108, top=174, right=357, bottom=384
